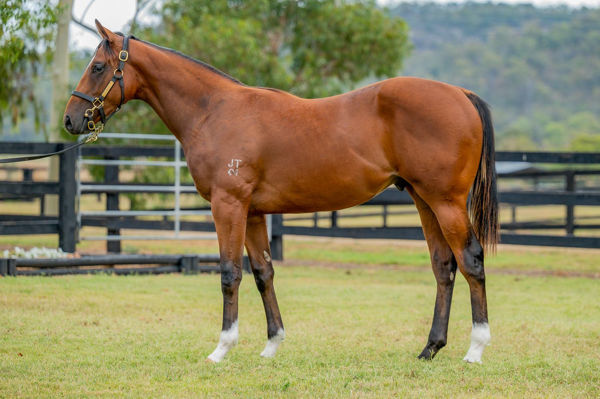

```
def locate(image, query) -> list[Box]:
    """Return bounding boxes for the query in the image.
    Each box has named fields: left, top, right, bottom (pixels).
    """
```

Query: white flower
left=2, top=247, right=69, bottom=259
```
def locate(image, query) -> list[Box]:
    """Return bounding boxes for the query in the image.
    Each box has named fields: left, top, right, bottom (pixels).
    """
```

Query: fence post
left=270, top=214, right=284, bottom=261
left=105, top=156, right=121, bottom=253
left=7, top=259, right=16, bottom=276
left=330, top=211, right=338, bottom=228
left=0, top=259, right=7, bottom=276
left=510, top=205, right=517, bottom=231
left=565, top=171, right=575, bottom=236
left=242, top=256, right=252, bottom=273
left=180, top=255, right=198, bottom=275
left=58, top=145, right=77, bottom=253
left=382, top=205, right=388, bottom=228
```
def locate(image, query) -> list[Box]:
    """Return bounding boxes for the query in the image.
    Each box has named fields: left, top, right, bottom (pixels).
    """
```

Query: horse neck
left=128, top=40, right=240, bottom=141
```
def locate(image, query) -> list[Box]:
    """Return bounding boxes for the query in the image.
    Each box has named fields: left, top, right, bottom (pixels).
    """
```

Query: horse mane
left=127, top=35, right=244, bottom=85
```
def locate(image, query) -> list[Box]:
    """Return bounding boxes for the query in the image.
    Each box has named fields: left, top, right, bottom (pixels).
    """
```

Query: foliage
left=0, top=0, right=59, bottom=132
left=570, top=133, right=600, bottom=152
left=141, top=0, right=410, bottom=98
left=393, top=3, right=600, bottom=150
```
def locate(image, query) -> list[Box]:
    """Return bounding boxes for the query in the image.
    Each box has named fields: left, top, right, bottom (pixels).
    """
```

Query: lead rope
left=0, top=132, right=98, bottom=164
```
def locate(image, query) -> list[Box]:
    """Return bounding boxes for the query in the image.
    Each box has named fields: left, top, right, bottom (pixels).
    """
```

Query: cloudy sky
left=71, top=0, right=600, bottom=50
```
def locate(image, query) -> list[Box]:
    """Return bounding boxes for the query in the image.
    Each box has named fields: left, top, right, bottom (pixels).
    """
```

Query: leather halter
left=71, top=35, right=131, bottom=140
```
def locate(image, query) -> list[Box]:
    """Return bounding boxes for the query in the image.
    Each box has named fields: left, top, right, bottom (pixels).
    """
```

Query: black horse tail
left=464, top=91, right=499, bottom=254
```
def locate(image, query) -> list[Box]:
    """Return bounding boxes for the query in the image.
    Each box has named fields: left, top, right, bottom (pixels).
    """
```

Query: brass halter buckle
left=119, top=50, right=129, bottom=62
left=84, top=98, right=104, bottom=119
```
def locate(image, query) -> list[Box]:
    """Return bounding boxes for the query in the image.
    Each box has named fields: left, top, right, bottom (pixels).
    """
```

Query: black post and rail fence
left=0, top=143, right=77, bottom=252
left=1, top=142, right=599, bottom=276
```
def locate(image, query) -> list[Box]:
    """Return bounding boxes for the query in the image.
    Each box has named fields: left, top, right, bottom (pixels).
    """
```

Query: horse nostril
left=64, top=115, right=73, bottom=132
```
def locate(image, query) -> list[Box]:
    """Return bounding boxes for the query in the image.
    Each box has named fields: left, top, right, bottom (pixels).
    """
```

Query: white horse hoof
left=207, top=320, right=238, bottom=363
left=260, top=329, right=285, bottom=358
left=463, top=355, right=483, bottom=364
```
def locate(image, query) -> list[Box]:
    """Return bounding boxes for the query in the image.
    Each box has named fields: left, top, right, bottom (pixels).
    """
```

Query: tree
left=0, top=0, right=58, bottom=133
left=152, top=0, right=409, bottom=98
left=50, top=0, right=73, bottom=140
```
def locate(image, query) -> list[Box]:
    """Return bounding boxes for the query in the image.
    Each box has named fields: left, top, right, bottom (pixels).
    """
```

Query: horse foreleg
left=408, top=188, right=457, bottom=360
left=245, top=214, right=285, bottom=358
left=207, top=195, right=249, bottom=363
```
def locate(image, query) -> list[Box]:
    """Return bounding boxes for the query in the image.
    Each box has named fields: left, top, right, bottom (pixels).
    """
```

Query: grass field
left=1, top=237, right=600, bottom=398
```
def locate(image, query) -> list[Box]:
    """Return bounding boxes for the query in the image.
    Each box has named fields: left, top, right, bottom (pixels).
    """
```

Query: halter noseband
left=71, top=35, right=131, bottom=141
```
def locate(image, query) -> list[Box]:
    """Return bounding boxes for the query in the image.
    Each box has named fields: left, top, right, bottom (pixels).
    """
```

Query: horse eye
left=92, top=64, right=105, bottom=74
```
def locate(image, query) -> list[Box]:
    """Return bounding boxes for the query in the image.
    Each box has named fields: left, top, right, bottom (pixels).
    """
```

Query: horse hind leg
left=407, top=187, right=457, bottom=360
left=245, top=214, right=285, bottom=358
left=427, top=197, right=491, bottom=363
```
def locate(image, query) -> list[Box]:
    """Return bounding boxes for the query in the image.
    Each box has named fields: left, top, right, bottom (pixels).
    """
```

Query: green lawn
left=1, top=264, right=599, bottom=398
left=285, top=238, right=600, bottom=275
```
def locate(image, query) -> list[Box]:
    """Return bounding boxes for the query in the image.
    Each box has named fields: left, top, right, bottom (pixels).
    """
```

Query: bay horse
left=64, top=21, right=498, bottom=364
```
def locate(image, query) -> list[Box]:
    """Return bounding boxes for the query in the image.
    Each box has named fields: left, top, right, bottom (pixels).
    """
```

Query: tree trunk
left=48, top=0, right=73, bottom=216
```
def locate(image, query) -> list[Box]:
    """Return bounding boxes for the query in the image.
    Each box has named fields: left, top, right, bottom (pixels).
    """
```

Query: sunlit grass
left=1, top=267, right=599, bottom=397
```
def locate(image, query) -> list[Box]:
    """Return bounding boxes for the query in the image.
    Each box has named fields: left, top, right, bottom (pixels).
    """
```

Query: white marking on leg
left=463, top=322, right=491, bottom=364
left=260, top=328, right=285, bottom=358
left=449, top=272, right=454, bottom=281
left=207, top=319, right=238, bottom=363
left=263, top=250, right=271, bottom=263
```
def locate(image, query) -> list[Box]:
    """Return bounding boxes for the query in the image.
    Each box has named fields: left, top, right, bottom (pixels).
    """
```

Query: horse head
left=63, top=20, right=135, bottom=135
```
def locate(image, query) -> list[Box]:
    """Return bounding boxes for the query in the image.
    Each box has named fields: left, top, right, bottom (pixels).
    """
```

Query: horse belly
left=250, top=150, right=394, bottom=214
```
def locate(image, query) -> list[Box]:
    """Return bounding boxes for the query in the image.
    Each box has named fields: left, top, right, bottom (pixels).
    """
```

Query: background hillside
left=392, top=2, right=600, bottom=150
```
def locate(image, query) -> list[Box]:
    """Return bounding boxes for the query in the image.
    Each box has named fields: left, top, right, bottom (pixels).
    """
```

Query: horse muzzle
left=63, top=113, right=89, bottom=135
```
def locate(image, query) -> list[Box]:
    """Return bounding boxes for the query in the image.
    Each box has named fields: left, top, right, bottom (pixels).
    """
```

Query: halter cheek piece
left=71, top=36, right=131, bottom=142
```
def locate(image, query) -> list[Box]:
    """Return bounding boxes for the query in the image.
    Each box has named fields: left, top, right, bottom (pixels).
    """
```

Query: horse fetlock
left=430, top=337, right=447, bottom=350
left=418, top=334, right=447, bottom=360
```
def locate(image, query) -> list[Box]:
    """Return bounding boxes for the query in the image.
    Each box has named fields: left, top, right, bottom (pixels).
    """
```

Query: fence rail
left=1, top=141, right=599, bottom=264
left=0, top=254, right=253, bottom=276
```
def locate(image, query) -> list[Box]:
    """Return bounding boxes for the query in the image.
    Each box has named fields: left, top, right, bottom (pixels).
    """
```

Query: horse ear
left=95, top=19, right=115, bottom=42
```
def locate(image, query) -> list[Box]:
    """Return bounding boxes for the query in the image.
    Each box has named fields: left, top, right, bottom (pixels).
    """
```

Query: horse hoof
left=417, top=348, right=436, bottom=360
left=463, top=355, right=483, bottom=364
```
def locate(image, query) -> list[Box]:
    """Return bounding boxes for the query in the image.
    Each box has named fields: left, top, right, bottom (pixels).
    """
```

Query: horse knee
left=220, top=261, right=242, bottom=295
left=252, top=264, right=274, bottom=293
left=460, top=234, right=485, bottom=282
